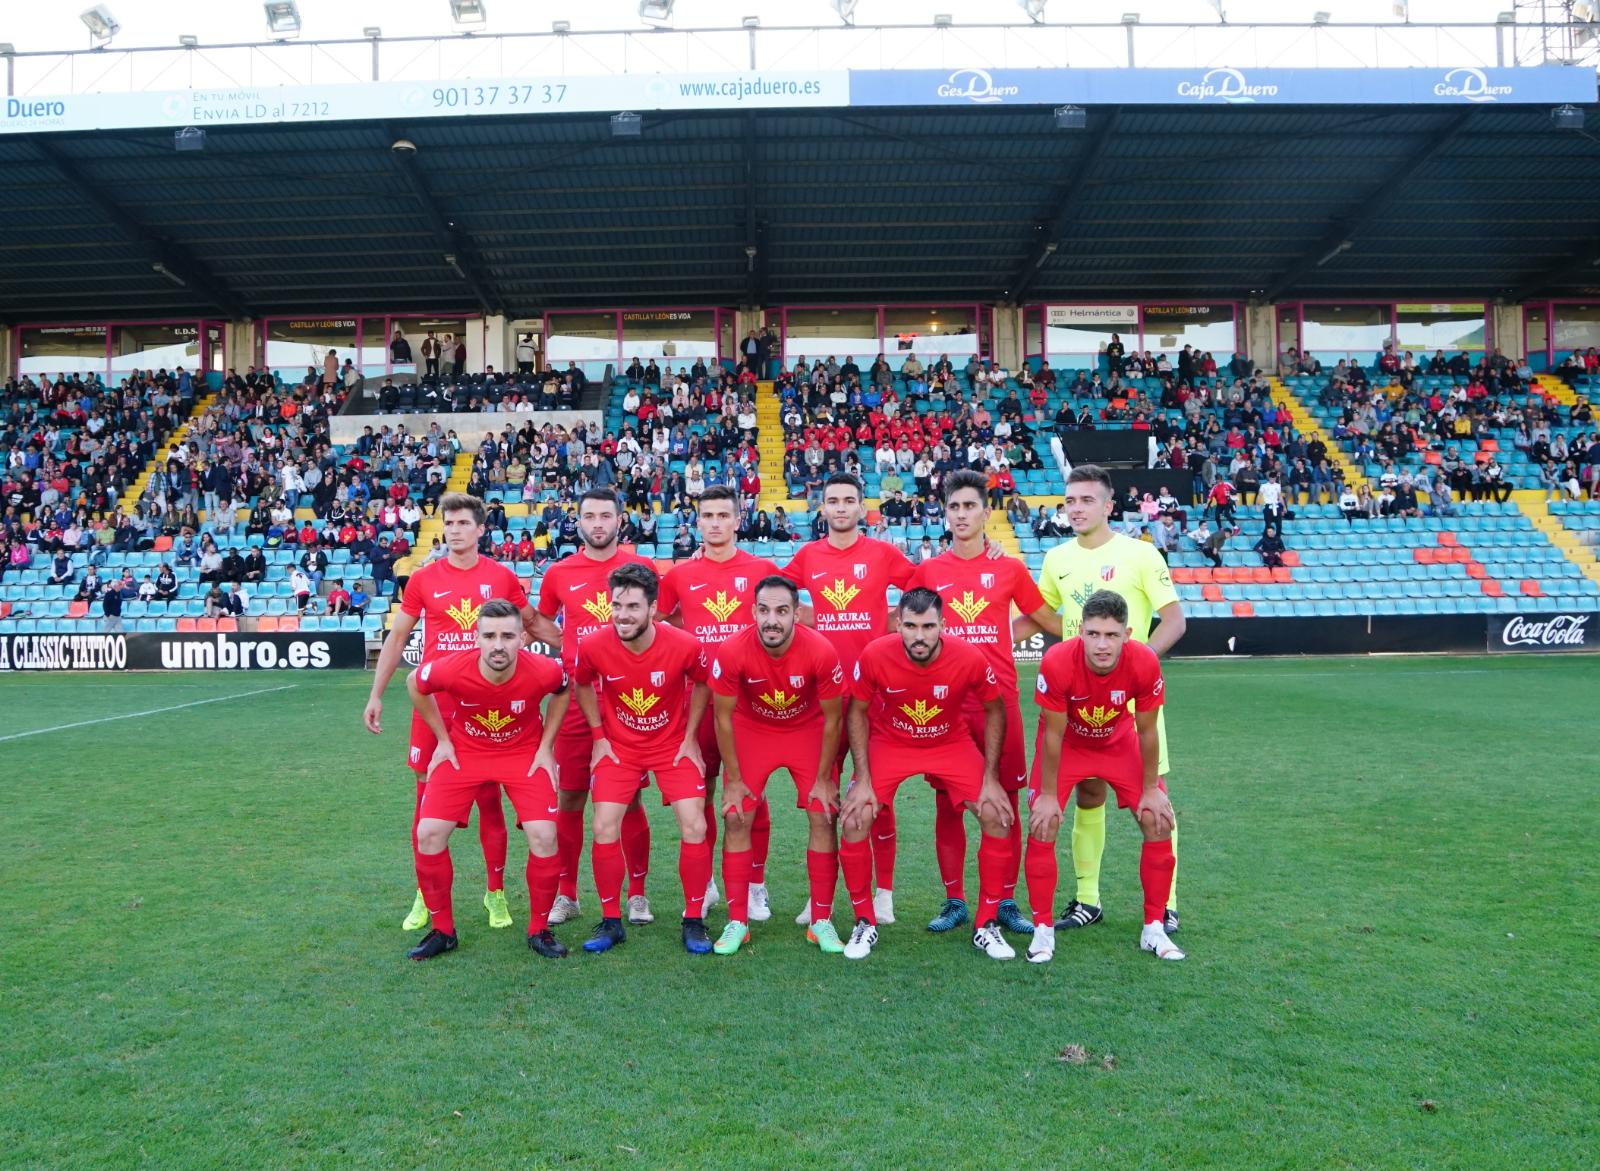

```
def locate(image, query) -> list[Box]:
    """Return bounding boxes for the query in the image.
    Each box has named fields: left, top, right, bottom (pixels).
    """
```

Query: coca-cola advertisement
left=1488, top=613, right=1597, bottom=654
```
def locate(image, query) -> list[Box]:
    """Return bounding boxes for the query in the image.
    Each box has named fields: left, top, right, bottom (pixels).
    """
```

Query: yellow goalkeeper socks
left=1167, top=821, right=1179, bottom=911
left=1071, top=801, right=1107, bottom=907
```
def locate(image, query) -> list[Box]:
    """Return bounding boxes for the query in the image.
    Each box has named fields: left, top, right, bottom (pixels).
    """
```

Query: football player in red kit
left=707, top=575, right=846, bottom=955
left=403, top=600, right=572, bottom=961
left=573, top=563, right=717, bottom=956
left=781, top=471, right=913, bottom=926
left=907, top=469, right=1062, bottom=938
left=836, top=588, right=1016, bottom=961
left=364, top=492, right=538, bottom=934
left=1023, top=589, right=1184, bottom=964
left=657, top=485, right=780, bottom=921
left=525, top=488, right=656, bottom=927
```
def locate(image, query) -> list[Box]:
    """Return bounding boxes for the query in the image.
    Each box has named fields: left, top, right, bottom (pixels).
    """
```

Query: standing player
left=364, top=492, right=537, bottom=934
left=525, top=488, right=656, bottom=927
left=403, top=600, right=571, bottom=960
left=573, top=563, right=716, bottom=956
left=1017, top=464, right=1187, bottom=934
left=707, top=576, right=846, bottom=955
left=781, top=471, right=913, bottom=925
left=837, top=589, right=1014, bottom=961
left=1023, top=590, right=1183, bottom=963
left=656, top=485, right=780, bottom=920
left=907, top=469, right=1062, bottom=937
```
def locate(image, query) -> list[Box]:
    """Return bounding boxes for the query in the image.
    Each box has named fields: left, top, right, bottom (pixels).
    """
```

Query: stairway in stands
left=123, top=392, right=218, bottom=510
left=1269, top=376, right=1364, bottom=486
left=1513, top=490, right=1600, bottom=589
left=754, top=380, right=788, bottom=509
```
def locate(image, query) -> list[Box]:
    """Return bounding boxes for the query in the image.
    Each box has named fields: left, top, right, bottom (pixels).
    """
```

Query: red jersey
left=573, top=623, right=709, bottom=761
left=850, top=634, right=1000, bottom=750
left=1035, top=637, right=1165, bottom=754
left=535, top=546, right=655, bottom=667
left=782, top=534, right=913, bottom=668
left=400, top=555, right=530, bottom=661
left=907, top=550, right=1045, bottom=691
left=657, top=548, right=780, bottom=646
left=413, top=649, right=567, bottom=758
left=708, top=625, right=845, bottom=728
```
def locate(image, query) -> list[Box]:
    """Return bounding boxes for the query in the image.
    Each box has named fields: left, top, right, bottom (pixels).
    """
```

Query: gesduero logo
left=1175, top=68, right=1279, bottom=103
left=1433, top=67, right=1511, bottom=103
left=936, top=69, right=1020, bottom=104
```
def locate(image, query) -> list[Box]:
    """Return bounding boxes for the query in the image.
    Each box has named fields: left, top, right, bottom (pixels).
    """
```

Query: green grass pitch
left=2, top=656, right=1596, bottom=1169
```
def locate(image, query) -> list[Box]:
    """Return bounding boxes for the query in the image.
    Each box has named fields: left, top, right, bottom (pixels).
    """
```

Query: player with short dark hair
left=1024, top=589, right=1183, bottom=963
left=907, top=468, right=1063, bottom=937
left=657, top=484, right=781, bottom=921
left=525, top=487, right=658, bottom=928
left=403, top=599, right=572, bottom=961
left=1018, top=463, right=1187, bottom=935
left=365, top=491, right=537, bottom=935
left=574, top=563, right=717, bottom=956
left=836, top=588, right=1015, bottom=961
left=707, top=575, right=847, bottom=955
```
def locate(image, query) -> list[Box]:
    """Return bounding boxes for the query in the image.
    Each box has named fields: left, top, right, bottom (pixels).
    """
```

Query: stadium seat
left=175, top=618, right=198, bottom=632
left=1231, top=601, right=1255, bottom=617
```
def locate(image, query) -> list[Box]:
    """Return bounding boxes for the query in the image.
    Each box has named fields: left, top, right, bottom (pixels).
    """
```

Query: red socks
left=411, top=780, right=427, bottom=872
left=750, top=800, right=772, bottom=884
left=525, top=853, right=561, bottom=934
left=975, top=833, right=1007, bottom=927
left=474, top=784, right=508, bottom=892
left=1140, top=838, right=1176, bottom=925
left=872, top=801, right=897, bottom=892
left=679, top=839, right=713, bottom=919
left=805, top=847, right=837, bottom=924
left=621, top=802, right=651, bottom=898
left=722, top=848, right=753, bottom=923
left=415, top=847, right=455, bottom=935
left=555, top=808, right=584, bottom=900
left=591, top=839, right=624, bottom=920
left=1024, top=835, right=1058, bottom=927
left=933, top=788, right=967, bottom=902
left=839, top=837, right=876, bottom=924
left=1001, top=790, right=1022, bottom=901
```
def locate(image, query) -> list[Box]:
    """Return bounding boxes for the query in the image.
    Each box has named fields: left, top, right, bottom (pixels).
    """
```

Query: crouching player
left=1023, top=590, right=1183, bottom=964
left=708, top=575, right=847, bottom=956
left=404, top=599, right=572, bottom=961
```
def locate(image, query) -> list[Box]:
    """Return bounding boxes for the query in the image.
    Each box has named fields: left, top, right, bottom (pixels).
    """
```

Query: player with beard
left=706, top=576, right=846, bottom=955
left=526, top=488, right=657, bottom=928
left=573, top=564, right=715, bottom=956
left=656, top=485, right=780, bottom=921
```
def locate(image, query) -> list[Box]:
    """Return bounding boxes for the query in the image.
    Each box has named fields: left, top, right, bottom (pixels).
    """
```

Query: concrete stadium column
left=226, top=320, right=257, bottom=372
left=0, top=323, right=12, bottom=378
left=479, top=314, right=510, bottom=375
left=1244, top=302, right=1276, bottom=368
left=992, top=305, right=1023, bottom=369
left=1491, top=303, right=1521, bottom=357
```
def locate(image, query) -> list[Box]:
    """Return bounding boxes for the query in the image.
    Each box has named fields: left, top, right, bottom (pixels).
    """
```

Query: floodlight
left=611, top=111, right=643, bottom=136
left=1018, top=0, right=1048, bottom=22
left=450, top=0, right=486, bottom=25
left=832, top=1, right=858, bottom=27
left=80, top=5, right=120, bottom=44
left=263, top=2, right=301, bottom=36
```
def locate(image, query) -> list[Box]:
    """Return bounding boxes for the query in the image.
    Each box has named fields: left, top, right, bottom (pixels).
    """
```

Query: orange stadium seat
left=152, top=535, right=173, bottom=552
left=175, top=618, right=198, bottom=632
left=278, top=616, right=299, bottom=632
left=1480, top=579, right=1504, bottom=597
left=257, top=616, right=280, bottom=632
left=1520, top=579, right=1544, bottom=597
left=196, top=618, right=218, bottom=632
left=66, top=600, right=88, bottom=618
left=217, top=617, right=239, bottom=632
left=1202, top=584, right=1225, bottom=602
left=1231, top=601, right=1255, bottom=617
left=1271, top=567, right=1293, bottom=583
left=1171, top=568, right=1196, bottom=584
left=1437, top=532, right=1458, bottom=547
left=1280, top=551, right=1300, bottom=567
left=1466, top=561, right=1487, bottom=579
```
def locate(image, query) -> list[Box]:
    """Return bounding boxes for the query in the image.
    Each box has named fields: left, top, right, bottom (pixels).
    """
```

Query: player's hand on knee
left=427, top=740, right=459, bottom=778
left=1030, top=793, right=1063, bottom=843
left=978, top=779, right=1011, bottom=829
left=721, top=779, right=751, bottom=822
left=591, top=737, right=621, bottom=769
left=1136, top=788, right=1175, bottom=837
left=530, top=748, right=558, bottom=783
left=673, top=737, right=706, bottom=775
left=810, top=778, right=840, bottom=819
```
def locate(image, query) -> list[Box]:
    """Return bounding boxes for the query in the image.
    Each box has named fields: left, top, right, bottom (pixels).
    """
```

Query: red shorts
left=552, top=700, right=593, bottom=793
left=1026, top=752, right=1152, bottom=811
left=592, top=757, right=707, bottom=806
left=407, top=695, right=458, bottom=773
left=728, top=720, right=837, bottom=813
left=420, top=762, right=557, bottom=827
left=865, top=738, right=985, bottom=806
left=960, top=695, right=1027, bottom=791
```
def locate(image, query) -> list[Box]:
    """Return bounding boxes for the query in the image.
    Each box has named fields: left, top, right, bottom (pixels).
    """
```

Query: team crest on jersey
left=948, top=591, right=989, bottom=624
left=789, top=674, right=805, bottom=688
left=853, top=563, right=867, bottom=580
left=980, top=573, right=995, bottom=589
left=821, top=579, right=861, bottom=610
left=650, top=671, right=666, bottom=686
left=511, top=700, right=526, bottom=714
left=445, top=598, right=482, bottom=630
left=410, top=746, right=422, bottom=764
left=702, top=590, right=740, bottom=623
left=580, top=593, right=612, bottom=623
left=479, top=584, right=493, bottom=600
left=932, top=685, right=948, bottom=699
left=733, top=576, right=749, bottom=593
left=1110, top=690, right=1125, bottom=705
left=1100, top=565, right=1117, bottom=582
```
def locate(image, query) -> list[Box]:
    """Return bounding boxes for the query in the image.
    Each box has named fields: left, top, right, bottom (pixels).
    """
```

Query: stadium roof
left=3, top=98, right=1600, bottom=321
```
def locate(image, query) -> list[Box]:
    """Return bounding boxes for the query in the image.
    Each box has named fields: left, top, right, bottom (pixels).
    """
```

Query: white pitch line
left=0, top=683, right=298, bottom=743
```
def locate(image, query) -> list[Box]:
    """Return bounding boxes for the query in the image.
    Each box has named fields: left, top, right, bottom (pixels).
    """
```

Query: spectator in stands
left=203, top=582, right=229, bottom=618
left=421, top=331, right=440, bottom=378
left=1253, top=524, right=1286, bottom=570
left=671, top=522, right=696, bottom=561
left=299, top=545, right=330, bottom=589
left=289, top=566, right=314, bottom=614
left=1259, top=472, right=1286, bottom=530
left=1206, top=478, right=1236, bottom=527
left=391, top=327, right=413, bottom=365
left=101, top=581, right=123, bottom=632
left=1149, top=513, right=1179, bottom=564
left=223, top=584, right=246, bottom=618
left=137, top=575, right=157, bottom=602
left=47, top=551, right=73, bottom=587
left=75, top=566, right=103, bottom=603
left=326, top=579, right=353, bottom=617
left=1481, top=455, right=1512, bottom=503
